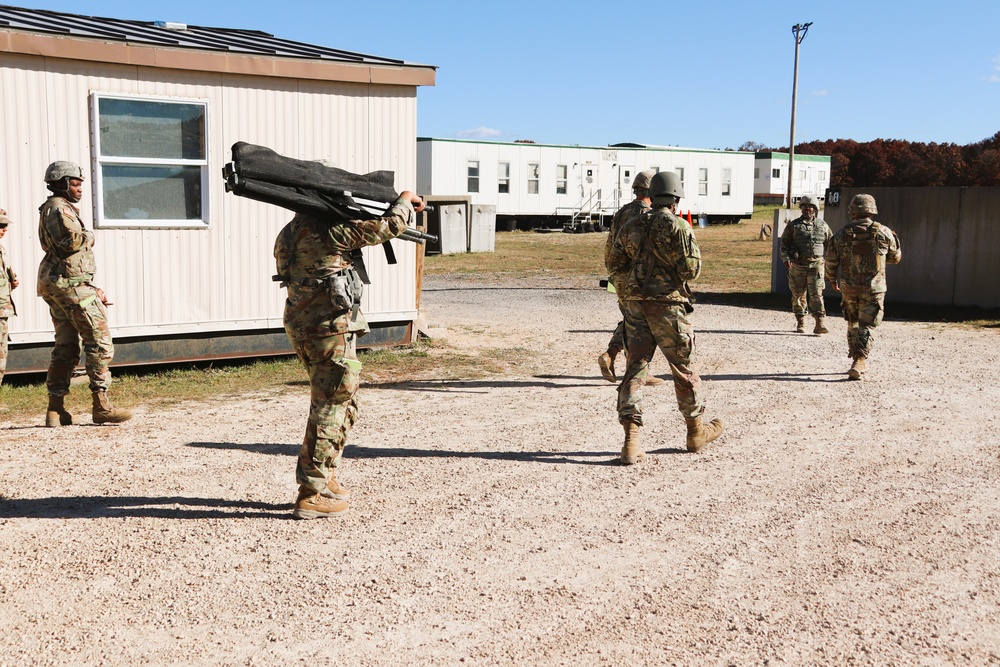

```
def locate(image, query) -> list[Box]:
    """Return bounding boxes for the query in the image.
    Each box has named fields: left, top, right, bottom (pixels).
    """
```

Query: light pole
left=787, top=21, right=812, bottom=209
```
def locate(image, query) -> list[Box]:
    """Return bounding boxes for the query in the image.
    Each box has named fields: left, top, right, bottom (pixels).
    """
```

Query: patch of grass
left=426, top=221, right=775, bottom=293
left=425, top=230, right=605, bottom=279
left=0, top=338, right=540, bottom=423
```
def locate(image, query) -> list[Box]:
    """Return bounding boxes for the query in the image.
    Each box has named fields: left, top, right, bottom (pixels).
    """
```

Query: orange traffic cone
left=686, top=210, right=693, bottom=226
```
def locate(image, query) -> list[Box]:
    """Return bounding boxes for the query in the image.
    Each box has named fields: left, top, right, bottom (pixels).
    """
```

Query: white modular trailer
left=417, top=138, right=755, bottom=226
left=0, top=6, right=435, bottom=374
left=753, top=152, right=832, bottom=205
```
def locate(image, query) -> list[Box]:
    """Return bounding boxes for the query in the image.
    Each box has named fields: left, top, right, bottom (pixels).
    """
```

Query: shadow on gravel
left=704, top=372, right=846, bottom=383
left=0, top=495, right=289, bottom=519
left=348, top=445, right=620, bottom=466
left=365, top=377, right=606, bottom=392
left=184, top=441, right=621, bottom=466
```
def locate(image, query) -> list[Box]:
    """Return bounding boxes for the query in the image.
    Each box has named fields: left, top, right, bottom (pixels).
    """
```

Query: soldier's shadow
left=0, top=495, right=289, bottom=520
left=703, top=372, right=845, bottom=383
left=185, top=441, right=621, bottom=467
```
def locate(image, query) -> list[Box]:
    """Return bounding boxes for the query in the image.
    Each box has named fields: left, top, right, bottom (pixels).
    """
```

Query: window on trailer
left=722, top=168, right=732, bottom=196
left=498, top=161, right=510, bottom=193
left=556, top=164, right=567, bottom=194
left=698, top=168, right=708, bottom=196
left=91, top=94, right=208, bottom=228
left=772, top=168, right=781, bottom=178
left=468, top=160, right=480, bottom=193
left=527, top=162, right=540, bottom=194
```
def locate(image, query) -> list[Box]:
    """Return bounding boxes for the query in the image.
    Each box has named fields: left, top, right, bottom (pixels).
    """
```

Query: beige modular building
left=0, top=5, right=435, bottom=374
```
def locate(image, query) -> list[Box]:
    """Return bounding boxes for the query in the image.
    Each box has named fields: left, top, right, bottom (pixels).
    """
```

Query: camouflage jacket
left=607, top=205, right=701, bottom=303
left=604, top=199, right=649, bottom=275
left=275, top=197, right=415, bottom=338
left=780, top=216, right=832, bottom=266
left=37, top=196, right=96, bottom=292
left=825, top=218, right=901, bottom=294
left=0, top=243, right=14, bottom=317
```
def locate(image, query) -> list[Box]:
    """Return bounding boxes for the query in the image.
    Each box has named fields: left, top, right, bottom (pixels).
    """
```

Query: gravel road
left=1, top=275, right=998, bottom=666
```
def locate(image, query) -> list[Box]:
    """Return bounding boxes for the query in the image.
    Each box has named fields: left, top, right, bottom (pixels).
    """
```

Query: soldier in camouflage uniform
left=37, top=162, right=131, bottom=426
left=825, top=194, right=902, bottom=380
left=598, top=170, right=655, bottom=384
left=780, top=194, right=832, bottom=334
left=606, top=171, right=724, bottom=464
left=0, top=209, right=20, bottom=385
left=275, top=190, right=425, bottom=519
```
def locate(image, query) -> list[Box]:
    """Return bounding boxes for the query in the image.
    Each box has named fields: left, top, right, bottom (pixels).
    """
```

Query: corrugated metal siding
left=2, top=51, right=420, bottom=346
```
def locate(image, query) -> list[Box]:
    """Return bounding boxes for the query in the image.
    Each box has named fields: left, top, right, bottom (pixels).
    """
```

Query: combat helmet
left=849, top=194, right=877, bottom=218
left=0, top=208, right=10, bottom=226
left=648, top=171, right=684, bottom=200
left=798, top=194, right=819, bottom=210
left=44, top=161, right=85, bottom=183
left=632, top=169, right=656, bottom=191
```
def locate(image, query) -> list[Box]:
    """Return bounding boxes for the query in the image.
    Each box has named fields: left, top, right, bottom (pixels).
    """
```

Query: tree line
left=738, top=132, right=1000, bottom=187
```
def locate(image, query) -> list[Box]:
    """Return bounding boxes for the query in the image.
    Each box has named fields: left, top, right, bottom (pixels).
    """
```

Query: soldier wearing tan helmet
left=0, top=208, right=19, bottom=385
left=37, top=160, right=131, bottom=425
left=605, top=171, right=724, bottom=464
left=599, top=170, right=663, bottom=385
left=780, top=194, right=832, bottom=333
left=824, top=194, right=902, bottom=380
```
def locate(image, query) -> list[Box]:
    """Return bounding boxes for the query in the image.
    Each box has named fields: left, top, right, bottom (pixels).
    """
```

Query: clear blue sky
left=11, top=1, right=1000, bottom=150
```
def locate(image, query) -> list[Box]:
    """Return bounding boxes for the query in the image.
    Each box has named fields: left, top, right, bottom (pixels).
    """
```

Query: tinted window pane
left=98, top=98, right=205, bottom=159
left=102, top=165, right=202, bottom=220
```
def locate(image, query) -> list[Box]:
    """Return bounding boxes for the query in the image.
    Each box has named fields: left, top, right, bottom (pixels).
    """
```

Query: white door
left=618, top=165, right=635, bottom=209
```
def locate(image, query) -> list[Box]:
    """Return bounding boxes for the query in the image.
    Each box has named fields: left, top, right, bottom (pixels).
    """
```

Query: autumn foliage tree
left=762, top=132, right=1000, bottom=187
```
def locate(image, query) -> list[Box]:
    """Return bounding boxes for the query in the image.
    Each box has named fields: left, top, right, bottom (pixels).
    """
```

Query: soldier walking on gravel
left=605, top=171, right=724, bottom=464
left=825, top=194, right=901, bottom=380
left=598, top=170, right=654, bottom=384
left=780, top=195, right=832, bottom=334
left=37, top=162, right=132, bottom=426
left=275, top=189, right=425, bottom=519
left=0, top=208, right=19, bottom=385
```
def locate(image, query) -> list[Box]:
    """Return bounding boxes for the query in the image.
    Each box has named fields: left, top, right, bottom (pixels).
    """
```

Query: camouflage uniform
left=37, top=196, right=114, bottom=395
left=0, top=218, right=15, bottom=384
left=603, top=198, right=651, bottom=358
left=825, top=217, right=901, bottom=361
left=275, top=197, right=415, bottom=496
left=780, top=213, right=832, bottom=318
left=607, top=204, right=704, bottom=424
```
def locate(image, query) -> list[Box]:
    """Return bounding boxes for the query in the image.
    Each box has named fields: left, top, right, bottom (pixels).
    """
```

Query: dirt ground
left=2, top=274, right=999, bottom=666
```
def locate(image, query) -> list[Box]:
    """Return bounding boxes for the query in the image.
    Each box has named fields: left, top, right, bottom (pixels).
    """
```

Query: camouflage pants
left=41, top=285, right=114, bottom=395
left=841, top=290, right=885, bottom=359
left=0, top=317, right=7, bottom=385
left=606, top=320, right=625, bottom=357
left=787, top=261, right=826, bottom=317
left=617, top=300, right=704, bottom=424
left=290, top=331, right=361, bottom=495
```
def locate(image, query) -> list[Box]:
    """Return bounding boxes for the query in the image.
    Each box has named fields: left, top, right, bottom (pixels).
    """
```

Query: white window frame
left=467, top=160, right=480, bottom=193
left=772, top=168, right=781, bottom=179
left=556, top=164, right=568, bottom=195
left=527, top=162, right=540, bottom=195
left=90, top=92, right=210, bottom=229
left=674, top=167, right=683, bottom=191
left=722, top=168, right=732, bottom=197
left=698, top=168, right=709, bottom=196
left=498, top=161, right=510, bottom=194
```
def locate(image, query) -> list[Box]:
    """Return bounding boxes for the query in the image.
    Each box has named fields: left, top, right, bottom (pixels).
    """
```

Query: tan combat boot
left=795, top=316, right=806, bottom=333
left=597, top=352, right=617, bottom=383
left=813, top=315, right=829, bottom=334
left=293, top=490, right=349, bottom=519
left=321, top=475, right=351, bottom=501
left=45, top=394, right=74, bottom=427
left=848, top=357, right=867, bottom=380
left=685, top=416, right=725, bottom=453
left=91, top=391, right=133, bottom=424
left=620, top=421, right=644, bottom=465
left=645, top=374, right=665, bottom=387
